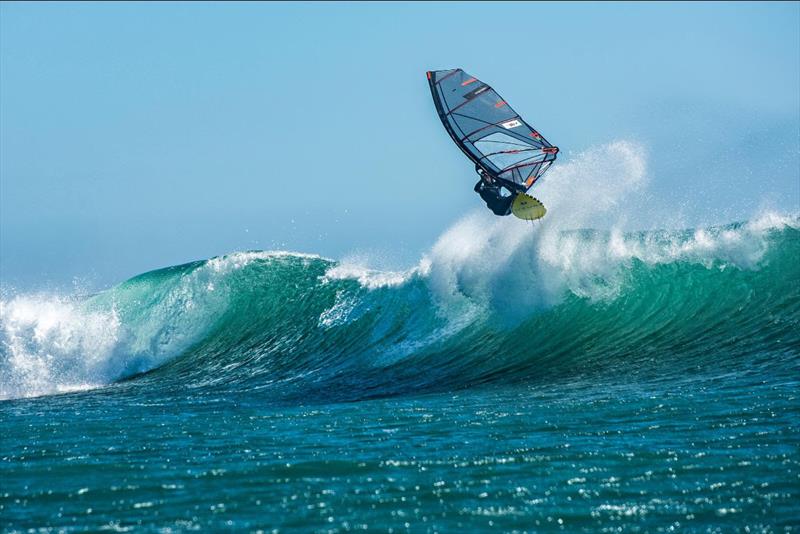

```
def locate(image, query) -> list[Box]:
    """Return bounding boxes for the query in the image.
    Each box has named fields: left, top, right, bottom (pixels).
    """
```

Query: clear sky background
left=1, top=1, right=798, bottom=289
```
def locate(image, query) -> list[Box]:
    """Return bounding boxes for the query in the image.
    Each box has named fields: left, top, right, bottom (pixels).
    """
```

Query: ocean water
left=2, top=143, right=799, bottom=532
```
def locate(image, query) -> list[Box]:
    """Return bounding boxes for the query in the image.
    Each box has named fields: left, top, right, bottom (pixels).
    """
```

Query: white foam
left=318, top=291, right=359, bottom=328
left=0, top=295, right=120, bottom=400
left=206, top=250, right=326, bottom=275
left=0, top=251, right=324, bottom=400
left=323, top=256, right=422, bottom=289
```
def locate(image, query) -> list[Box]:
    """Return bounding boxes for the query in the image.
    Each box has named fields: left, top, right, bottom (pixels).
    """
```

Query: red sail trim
left=501, top=158, right=546, bottom=174
left=477, top=148, right=539, bottom=161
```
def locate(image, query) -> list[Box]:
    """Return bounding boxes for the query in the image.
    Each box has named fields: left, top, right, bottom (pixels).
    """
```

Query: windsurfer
left=474, top=168, right=515, bottom=216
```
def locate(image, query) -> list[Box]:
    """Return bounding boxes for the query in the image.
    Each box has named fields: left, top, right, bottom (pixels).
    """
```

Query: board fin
left=511, top=193, right=546, bottom=221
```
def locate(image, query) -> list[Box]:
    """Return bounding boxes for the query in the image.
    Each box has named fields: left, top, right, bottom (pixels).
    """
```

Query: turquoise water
left=2, top=215, right=799, bottom=531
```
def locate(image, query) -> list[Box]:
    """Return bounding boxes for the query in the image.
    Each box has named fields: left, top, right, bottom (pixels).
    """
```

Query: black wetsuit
left=474, top=178, right=515, bottom=216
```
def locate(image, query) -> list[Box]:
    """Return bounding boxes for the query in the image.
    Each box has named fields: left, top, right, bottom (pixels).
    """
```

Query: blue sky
left=1, top=2, right=798, bottom=289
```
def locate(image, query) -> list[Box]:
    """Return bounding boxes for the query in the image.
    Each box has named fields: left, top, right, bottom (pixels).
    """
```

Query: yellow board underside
left=511, top=193, right=547, bottom=221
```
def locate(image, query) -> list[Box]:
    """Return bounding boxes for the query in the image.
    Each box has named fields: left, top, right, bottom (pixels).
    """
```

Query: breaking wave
left=2, top=142, right=798, bottom=401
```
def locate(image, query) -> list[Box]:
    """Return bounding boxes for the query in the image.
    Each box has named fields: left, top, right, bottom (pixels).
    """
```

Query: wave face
left=2, top=215, right=797, bottom=402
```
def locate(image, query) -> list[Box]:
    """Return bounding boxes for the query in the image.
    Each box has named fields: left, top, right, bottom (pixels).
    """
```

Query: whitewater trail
left=1, top=141, right=798, bottom=401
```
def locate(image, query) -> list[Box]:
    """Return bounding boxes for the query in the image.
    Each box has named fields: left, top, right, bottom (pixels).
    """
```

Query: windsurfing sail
left=427, top=68, right=559, bottom=193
